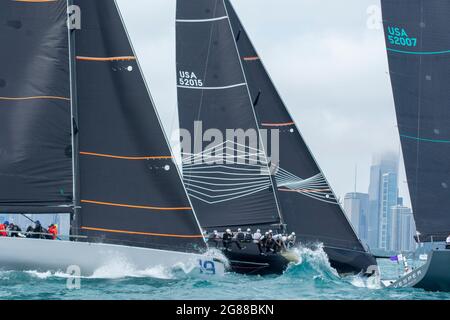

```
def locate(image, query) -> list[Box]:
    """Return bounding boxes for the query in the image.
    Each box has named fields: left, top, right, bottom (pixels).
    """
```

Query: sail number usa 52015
left=179, top=71, right=204, bottom=87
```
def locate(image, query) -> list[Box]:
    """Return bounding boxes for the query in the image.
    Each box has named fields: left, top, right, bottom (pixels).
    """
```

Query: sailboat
left=176, top=0, right=377, bottom=275
left=0, top=0, right=225, bottom=277
left=381, top=0, right=450, bottom=291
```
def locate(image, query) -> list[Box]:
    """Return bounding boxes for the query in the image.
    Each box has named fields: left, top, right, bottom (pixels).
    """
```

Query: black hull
left=218, top=242, right=377, bottom=276
left=324, top=246, right=378, bottom=276
left=223, top=247, right=290, bottom=276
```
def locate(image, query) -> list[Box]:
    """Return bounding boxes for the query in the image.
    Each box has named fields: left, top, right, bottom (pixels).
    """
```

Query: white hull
left=0, top=237, right=226, bottom=277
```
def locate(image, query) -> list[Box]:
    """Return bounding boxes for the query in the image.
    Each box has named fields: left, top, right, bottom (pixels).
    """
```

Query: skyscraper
left=391, top=206, right=417, bottom=252
left=378, top=172, right=399, bottom=251
left=367, top=152, right=399, bottom=250
left=344, top=192, right=369, bottom=245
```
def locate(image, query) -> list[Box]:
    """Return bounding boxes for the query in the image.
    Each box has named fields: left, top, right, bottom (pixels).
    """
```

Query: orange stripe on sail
left=261, top=122, right=295, bottom=127
left=0, top=96, right=70, bottom=101
left=243, top=56, right=260, bottom=61
left=81, top=200, right=192, bottom=212
left=81, top=226, right=203, bottom=239
left=80, top=152, right=173, bottom=160
left=76, top=56, right=136, bottom=62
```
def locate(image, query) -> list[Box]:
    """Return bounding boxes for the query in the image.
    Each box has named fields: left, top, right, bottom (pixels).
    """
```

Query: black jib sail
left=73, top=0, right=206, bottom=252
left=225, top=0, right=369, bottom=254
left=0, top=0, right=73, bottom=213
left=176, top=0, right=282, bottom=229
left=381, top=0, right=450, bottom=242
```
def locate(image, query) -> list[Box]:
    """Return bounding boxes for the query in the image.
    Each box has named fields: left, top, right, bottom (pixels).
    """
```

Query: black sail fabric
left=0, top=0, right=73, bottom=213
left=381, top=0, right=450, bottom=242
left=225, top=1, right=366, bottom=252
left=74, top=0, right=206, bottom=252
left=176, top=0, right=281, bottom=228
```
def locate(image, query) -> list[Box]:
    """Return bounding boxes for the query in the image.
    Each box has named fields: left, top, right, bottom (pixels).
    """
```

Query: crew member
left=234, top=228, right=244, bottom=250
left=0, top=221, right=8, bottom=237
left=208, top=230, right=220, bottom=248
left=48, top=224, right=58, bottom=240
left=8, top=223, right=22, bottom=238
left=244, top=228, right=253, bottom=242
left=222, top=229, right=233, bottom=250
left=25, top=225, right=34, bottom=238
left=32, top=221, right=46, bottom=239
left=287, top=232, right=296, bottom=248
left=265, top=232, right=275, bottom=253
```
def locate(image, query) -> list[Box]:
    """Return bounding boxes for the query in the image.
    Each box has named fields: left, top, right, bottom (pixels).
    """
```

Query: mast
left=67, top=0, right=81, bottom=236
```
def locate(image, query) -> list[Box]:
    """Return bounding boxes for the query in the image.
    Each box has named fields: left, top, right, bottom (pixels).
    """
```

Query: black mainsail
left=0, top=0, right=207, bottom=253
left=176, top=0, right=282, bottom=229
left=381, top=0, right=450, bottom=242
left=0, top=0, right=72, bottom=213
left=225, top=0, right=368, bottom=254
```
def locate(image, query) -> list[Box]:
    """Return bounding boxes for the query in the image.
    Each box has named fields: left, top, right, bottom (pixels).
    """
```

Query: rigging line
left=81, top=226, right=203, bottom=239
left=183, top=165, right=266, bottom=172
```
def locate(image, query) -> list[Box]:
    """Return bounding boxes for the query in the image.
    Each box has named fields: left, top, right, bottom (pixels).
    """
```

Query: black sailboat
left=381, top=0, right=450, bottom=291
left=0, top=0, right=224, bottom=276
left=176, top=0, right=376, bottom=275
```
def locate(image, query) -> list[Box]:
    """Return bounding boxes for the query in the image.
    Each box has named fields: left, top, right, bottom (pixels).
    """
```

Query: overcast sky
left=116, top=0, right=410, bottom=206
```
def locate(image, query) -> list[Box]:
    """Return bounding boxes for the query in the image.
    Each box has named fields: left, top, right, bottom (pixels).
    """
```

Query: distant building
left=367, top=153, right=399, bottom=250
left=344, top=192, right=369, bottom=244
left=391, top=206, right=416, bottom=252
left=378, top=172, right=399, bottom=251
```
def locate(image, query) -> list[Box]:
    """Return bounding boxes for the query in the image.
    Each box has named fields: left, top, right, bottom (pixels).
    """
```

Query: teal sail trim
left=387, top=48, right=450, bottom=55
left=400, top=134, right=450, bottom=144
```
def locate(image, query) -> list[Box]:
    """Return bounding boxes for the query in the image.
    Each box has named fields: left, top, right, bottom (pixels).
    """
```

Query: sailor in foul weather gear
left=0, top=221, right=8, bottom=237
left=32, top=221, right=46, bottom=239
left=222, top=229, right=233, bottom=250
left=208, top=230, right=220, bottom=248
left=287, top=232, right=296, bottom=248
left=244, top=228, right=253, bottom=242
left=446, top=234, right=450, bottom=250
left=8, top=223, right=22, bottom=237
left=48, top=224, right=58, bottom=240
left=234, top=228, right=244, bottom=250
